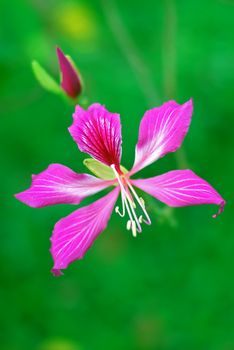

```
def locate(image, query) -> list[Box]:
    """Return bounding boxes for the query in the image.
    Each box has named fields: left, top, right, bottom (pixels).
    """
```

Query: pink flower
left=15, top=100, right=225, bottom=275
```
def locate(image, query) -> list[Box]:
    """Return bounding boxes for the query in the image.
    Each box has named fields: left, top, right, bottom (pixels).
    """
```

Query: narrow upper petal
left=132, top=170, right=225, bottom=217
left=69, top=103, right=122, bottom=170
left=15, top=164, right=112, bottom=208
left=51, top=187, right=119, bottom=275
left=131, top=99, right=193, bottom=174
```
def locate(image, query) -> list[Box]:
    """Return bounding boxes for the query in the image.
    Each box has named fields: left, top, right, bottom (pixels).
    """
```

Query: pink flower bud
left=56, top=47, right=82, bottom=99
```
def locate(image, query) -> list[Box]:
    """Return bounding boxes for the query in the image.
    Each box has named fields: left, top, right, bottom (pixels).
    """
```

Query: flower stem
left=101, top=0, right=160, bottom=106
left=163, top=0, right=189, bottom=169
left=162, top=0, right=177, bottom=100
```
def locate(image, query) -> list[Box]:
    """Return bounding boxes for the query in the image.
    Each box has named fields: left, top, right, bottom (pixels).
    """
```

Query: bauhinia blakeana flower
left=32, top=47, right=83, bottom=100
left=15, top=100, right=225, bottom=276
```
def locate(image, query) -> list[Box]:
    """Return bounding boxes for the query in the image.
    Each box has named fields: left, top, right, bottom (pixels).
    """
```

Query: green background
left=1, top=0, right=234, bottom=349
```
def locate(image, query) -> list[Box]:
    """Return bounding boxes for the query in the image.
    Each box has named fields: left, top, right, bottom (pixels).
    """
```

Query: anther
left=139, top=215, right=143, bottom=223
left=140, top=197, right=145, bottom=207
left=115, top=204, right=125, bottom=217
left=131, top=221, right=137, bottom=237
left=127, top=220, right=131, bottom=230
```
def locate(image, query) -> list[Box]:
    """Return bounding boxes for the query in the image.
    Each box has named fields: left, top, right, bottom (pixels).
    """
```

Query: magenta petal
left=50, top=187, right=119, bottom=274
left=56, top=47, right=82, bottom=98
left=15, top=164, right=112, bottom=208
left=131, top=99, right=193, bottom=174
left=132, top=170, right=225, bottom=217
left=69, top=103, right=122, bottom=170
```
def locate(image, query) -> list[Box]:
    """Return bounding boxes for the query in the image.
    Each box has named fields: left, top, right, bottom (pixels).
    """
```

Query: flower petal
left=15, top=164, right=112, bottom=208
left=132, top=170, right=225, bottom=217
left=56, top=47, right=82, bottom=98
left=131, top=99, right=193, bottom=174
left=50, top=187, right=119, bottom=275
left=69, top=103, right=122, bottom=170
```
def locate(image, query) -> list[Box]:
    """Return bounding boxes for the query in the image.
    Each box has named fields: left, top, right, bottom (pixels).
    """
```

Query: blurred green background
left=1, top=0, right=234, bottom=349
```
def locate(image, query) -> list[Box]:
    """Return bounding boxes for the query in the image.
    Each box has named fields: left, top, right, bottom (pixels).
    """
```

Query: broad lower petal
left=132, top=170, right=225, bottom=217
left=51, top=187, right=119, bottom=275
left=69, top=103, right=122, bottom=170
left=15, top=164, right=112, bottom=208
left=131, top=99, right=193, bottom=174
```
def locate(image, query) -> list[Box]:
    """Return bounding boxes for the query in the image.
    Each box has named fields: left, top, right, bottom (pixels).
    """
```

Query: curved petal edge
left=131, top=99, right=193, bottom=174
left=50, top=187, right=120, bottom=275
left=15, top=164, right=112, bottom=208
left=69, top=103, right=122, bottom=170
left=132, top=169, right=225, bottom=218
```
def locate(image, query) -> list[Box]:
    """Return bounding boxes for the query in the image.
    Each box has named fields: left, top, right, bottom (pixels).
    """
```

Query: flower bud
left=56, top=46, right=83, bottom=99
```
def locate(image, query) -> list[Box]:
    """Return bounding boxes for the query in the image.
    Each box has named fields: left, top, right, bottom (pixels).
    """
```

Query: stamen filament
left=111, top=164, right=151, bottom=236
left=115, top=191, right=126, bottom=217
left=126, top=180, right=151, bottom=225
left=111, top=165, right=138, bottom=236
left=125, top=193, right=142, bottom=233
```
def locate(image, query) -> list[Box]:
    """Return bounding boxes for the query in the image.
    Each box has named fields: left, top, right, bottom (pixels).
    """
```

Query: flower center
left=111, top=164, right=151, bottom=237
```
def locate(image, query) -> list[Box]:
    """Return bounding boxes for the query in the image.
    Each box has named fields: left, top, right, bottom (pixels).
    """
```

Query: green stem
left=163, top=0, right=189, bottom=169
left=101, top=0, right=160, bottom=106
left=163, top=0, right=177, bottom=100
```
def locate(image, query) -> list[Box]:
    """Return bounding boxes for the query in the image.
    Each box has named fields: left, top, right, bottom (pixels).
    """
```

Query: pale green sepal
left=83, top=158, right=128, bottom=180
left=32, top=60, right=62, bottom=94
left=120, top=165, right=128, bottom=174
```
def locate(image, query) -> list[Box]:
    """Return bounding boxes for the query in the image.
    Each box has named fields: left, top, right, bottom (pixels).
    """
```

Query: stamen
left=131, top=221, right=137, bottom=237
left=127, top=220, right=131, bottom=230
left=126, top=180, right=151, bottom=225
left=124, top=193, right=142, bottom=233
left=111, top=164, right=151, bottom=236
left=115, top=206, right=125, bottom=217
left=115, top=189, right=126, bottom=217
left=125, top=186, right=135, bottom=206
left=140, top=197, right=145, bottom=207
